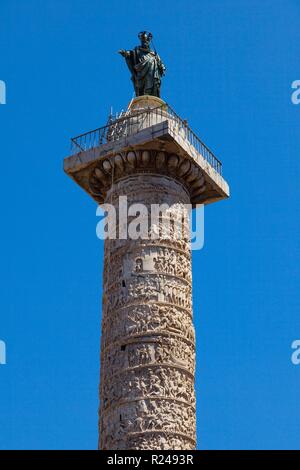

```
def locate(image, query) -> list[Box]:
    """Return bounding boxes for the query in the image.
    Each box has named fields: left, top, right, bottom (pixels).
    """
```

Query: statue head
left=138, top=31, right=153, bottom=49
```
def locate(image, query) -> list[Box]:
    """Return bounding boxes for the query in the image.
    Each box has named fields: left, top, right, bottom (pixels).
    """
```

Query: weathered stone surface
left=64, top=97, right=229, bottom=207
left=64, top=96, right=230, bottom=450
left=99, top=174, right=196, bottom=450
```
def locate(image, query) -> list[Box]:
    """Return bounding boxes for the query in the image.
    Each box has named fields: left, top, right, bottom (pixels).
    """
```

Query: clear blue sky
left=1, top=0, right=300, bottom=450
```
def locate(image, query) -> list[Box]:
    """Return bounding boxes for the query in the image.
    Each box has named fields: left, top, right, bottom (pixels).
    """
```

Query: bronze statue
left=119, top=31, right=166, bottom=98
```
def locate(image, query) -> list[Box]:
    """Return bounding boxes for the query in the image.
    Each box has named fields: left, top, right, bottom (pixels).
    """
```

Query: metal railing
left=71, top=104, right=222, bottom=175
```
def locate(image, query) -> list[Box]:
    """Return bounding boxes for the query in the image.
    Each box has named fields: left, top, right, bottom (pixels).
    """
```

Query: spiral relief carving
left=99, top=159, right=196, bottom=450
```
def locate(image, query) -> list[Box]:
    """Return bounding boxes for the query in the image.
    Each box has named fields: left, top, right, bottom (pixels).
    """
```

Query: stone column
left=99, top=170, right=196, bottom=450
left=64, top=94, right=229, bottom=450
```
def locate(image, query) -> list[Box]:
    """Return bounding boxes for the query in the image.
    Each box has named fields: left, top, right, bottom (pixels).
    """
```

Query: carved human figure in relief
left=119, top=31, right=166, bottom=97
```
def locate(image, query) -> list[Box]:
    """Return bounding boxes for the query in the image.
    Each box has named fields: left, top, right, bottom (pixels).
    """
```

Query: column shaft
left=99, top=172, right=196, bottom=450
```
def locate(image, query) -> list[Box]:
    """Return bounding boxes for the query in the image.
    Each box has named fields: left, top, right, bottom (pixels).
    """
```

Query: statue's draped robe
left=125, top=47, right=164, bottom=97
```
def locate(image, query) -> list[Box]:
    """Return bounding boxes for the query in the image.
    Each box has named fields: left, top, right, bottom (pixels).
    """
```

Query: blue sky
left=1, top=0, right=300, bottom=450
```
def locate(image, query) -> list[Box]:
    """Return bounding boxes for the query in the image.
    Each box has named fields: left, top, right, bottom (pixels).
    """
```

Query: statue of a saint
left=119, top=31, right=166, bottom=98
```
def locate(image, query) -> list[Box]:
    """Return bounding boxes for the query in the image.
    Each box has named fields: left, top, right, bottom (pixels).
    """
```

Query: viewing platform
left=64, top=96, right=230, bottom=207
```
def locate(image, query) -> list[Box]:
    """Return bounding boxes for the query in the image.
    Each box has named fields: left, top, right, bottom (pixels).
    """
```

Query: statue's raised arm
left=118, top=49, right=130, bottom=58
left=118, top=31, right=166, bottom=98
